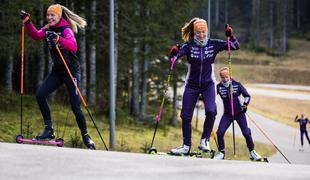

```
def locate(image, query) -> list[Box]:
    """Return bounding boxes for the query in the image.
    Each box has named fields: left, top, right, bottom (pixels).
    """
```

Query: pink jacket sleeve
left=58, top=28, right=78, bottom=52
left=25, top=22, right=46, bottom=40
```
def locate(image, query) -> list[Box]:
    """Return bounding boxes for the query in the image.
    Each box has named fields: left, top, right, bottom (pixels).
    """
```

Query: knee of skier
left=205, top=109, right=217, bottom=119
left=217, top=129, right=224, bottom=138
left=180, top=111, right=193, bottom=122
left=35, top=89, right=46, bottom=101
left=242, top=128, right=252, bottom=138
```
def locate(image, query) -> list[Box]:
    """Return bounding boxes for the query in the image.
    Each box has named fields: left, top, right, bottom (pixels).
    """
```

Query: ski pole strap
left=55, top=45, right=87, bottom=107
left=227, top=37, right=231, bottom=53
left=156, top=107, right=163, bottom=122
left=170, top=56, right=176, bottom=71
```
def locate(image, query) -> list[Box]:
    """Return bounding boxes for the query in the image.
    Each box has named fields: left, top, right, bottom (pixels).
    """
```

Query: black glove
left=225, top=24, right=234, bottom=38
left=46, top=31, right=59, bottom=45
left=241, top=104, right=247, bottom=113
left=20, top=10, right=30, bottom=23
left=170, top=44, right=179, bottom=57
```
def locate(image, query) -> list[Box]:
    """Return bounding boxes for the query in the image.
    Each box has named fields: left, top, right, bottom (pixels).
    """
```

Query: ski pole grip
left=156, top=107, right=163, bottom=122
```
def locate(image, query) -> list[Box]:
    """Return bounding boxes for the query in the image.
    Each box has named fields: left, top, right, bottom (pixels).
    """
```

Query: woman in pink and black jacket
left=20, top=4, right=95, bottom=149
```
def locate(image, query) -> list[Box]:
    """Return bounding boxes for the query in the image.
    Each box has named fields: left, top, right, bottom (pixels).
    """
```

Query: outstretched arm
left=294, top=115, right=298, bottom=122
left=20, top=10, right=45, bottom=40
left=25, top=22, right=46, bottom=40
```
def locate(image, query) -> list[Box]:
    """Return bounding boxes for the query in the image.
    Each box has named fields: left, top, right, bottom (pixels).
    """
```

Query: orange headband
left=194, top=19, right=208, bottom=33
left=47, top=4, right=62, bottom=17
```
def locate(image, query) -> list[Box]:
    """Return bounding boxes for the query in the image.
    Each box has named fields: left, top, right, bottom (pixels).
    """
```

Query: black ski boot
left=35, top=126, right=55, bottom=140
left=83, top=134, right=96, bottom=150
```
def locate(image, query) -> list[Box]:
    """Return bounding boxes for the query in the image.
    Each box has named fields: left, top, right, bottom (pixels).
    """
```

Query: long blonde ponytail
left=181, top=17, right=199, bottom=41
left=61, top=5, right=87, bottom=33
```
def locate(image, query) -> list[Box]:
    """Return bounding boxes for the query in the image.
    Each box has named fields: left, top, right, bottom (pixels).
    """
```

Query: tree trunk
left=281, top=0, right=287, bottom=55
left=88, top=0, right=97, bottom=105
left=5, top=54, right=13, bottom=91
left=79, top=2, right=87, bottom=96
left=269, top=0, right=274, bottom=49
left=296, top=0, right=300, bottom=29
left=131, top=5, right=140, bottom=117
left=215, top=0, right=219, bottom=27
left=224, top=0, right=228, bottom=23
left=256, top=0, right=260, bottom=42
left=140, top=43, right=149, bottom=119
left=132, top=37, right=140, bottom=117
left=36, top=4, right=46, bottom=88
left=170, top=80, right=178, bottom=126
left=207, top=0, right=211, bottom=38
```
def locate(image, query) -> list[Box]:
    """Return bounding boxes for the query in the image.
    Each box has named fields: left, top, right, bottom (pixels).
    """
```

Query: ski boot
left=35, top=126, right=55, bottom=140
left=170, top=144, right=190, bottom=156
left=198, top=138, right=211, bottom=152
left=250, top=150, right=262, bottom=161
left=83, top=134, right=96, bottom=150
left=213, top=151, right=225, bottom=160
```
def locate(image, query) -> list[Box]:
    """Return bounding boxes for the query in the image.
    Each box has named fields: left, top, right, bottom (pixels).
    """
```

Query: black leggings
left=36, top=70, right=87, bottom=135
left=300, top=129, right=310, bottom=146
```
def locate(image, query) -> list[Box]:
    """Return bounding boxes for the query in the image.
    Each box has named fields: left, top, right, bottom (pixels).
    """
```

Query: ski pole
left=150, top=56, right=176, bottom=148
left=20, top=21, right=25, bottom=135
left=226, top=24, right=236, bottom=159
left=246, top=112, right=291, bottom=164
left=55, top=45, right=108, bottom=151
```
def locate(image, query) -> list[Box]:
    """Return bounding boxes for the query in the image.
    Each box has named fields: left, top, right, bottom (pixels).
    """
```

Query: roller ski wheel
left=198, top=148, right=216, bottom=159
left=189, top=152, right=202, bottom=158
left=87, top=143, right=96, bottom=150
left=16, top=134, right=24, bottom=144
left=250, top=157, right=269, bottom=163
left=148, top=147, right=158, bottom=154
left=55, top=138, right=64, bottom=147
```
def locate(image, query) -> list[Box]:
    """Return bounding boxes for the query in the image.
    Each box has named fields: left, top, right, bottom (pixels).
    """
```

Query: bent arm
left=218, top=36, right=240, bottom=52
left=58, top=28, right=77, bottom=52
left=175, top=42, right=189, bottom=60
left=239, top=83, right=250, bottom=105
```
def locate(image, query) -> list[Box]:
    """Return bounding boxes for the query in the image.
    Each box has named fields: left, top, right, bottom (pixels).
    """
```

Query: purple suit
left=176, top=37, right=239, bottom=146
left=216, top=80, right=254, bottom=152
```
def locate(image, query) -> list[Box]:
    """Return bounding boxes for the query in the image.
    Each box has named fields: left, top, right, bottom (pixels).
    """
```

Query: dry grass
left=249, top=94, right=310, bottom=128
left=213, top=39, right=310, bottom=85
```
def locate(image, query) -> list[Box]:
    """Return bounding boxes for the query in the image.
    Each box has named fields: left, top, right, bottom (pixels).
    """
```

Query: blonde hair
left=219, top=67, right=230, bottom=77
left=45, top=4, right=87, bottom=33
left=61, top=5, right=87, bottom=33
left=181, top=17, right=208, bottom=42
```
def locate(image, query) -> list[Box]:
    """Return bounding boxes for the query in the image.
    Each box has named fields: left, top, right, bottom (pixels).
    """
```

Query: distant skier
left=294, top=113, right=310, bottom=151
left=214, top=67, right=262, bottom=161
left=20, top=4, right=95, bottom=149
left=169, top=17, right=240, bottom=155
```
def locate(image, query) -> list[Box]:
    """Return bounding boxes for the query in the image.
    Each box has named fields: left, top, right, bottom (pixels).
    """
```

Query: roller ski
left=197, top=139, right=216, bottom=158
left=16, top=126, right=64, bottom=147
left=82, top=134, right=96, bottom=150
left=148, top=145, right=205, bottom=158
left=249, top=150, right=268, bottom=163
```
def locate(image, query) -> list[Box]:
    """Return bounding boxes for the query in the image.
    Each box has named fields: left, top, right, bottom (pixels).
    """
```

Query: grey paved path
left=0, top=142, right=309, bottom=180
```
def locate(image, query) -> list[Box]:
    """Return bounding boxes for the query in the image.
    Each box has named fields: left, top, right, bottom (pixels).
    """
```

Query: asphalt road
left=0, top=142, right=309, bottom=180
